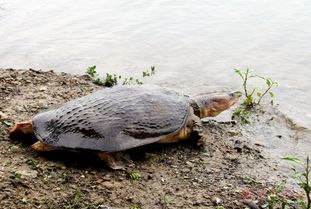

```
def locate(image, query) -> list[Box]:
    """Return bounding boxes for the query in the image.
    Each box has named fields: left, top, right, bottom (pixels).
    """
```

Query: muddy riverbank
left=0, top=68, right=308, bottom=208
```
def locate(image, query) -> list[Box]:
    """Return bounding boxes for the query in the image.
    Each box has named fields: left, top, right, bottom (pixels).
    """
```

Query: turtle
left=9, top=85, right=238, bottom=169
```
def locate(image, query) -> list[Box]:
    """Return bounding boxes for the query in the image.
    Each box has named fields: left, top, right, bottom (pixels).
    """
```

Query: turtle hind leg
left=9, top=120, right=33, bottom=137
left=97, top=152, right=127, bottom=170
left=31, top=141, right=57, bottom=152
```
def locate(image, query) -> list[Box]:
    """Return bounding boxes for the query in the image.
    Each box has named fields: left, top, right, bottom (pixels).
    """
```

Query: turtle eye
left=212, top=98, right=225, bottom=104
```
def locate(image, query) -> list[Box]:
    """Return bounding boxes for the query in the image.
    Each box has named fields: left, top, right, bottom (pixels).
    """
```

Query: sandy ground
left=0, top=69, right=305, bottom=209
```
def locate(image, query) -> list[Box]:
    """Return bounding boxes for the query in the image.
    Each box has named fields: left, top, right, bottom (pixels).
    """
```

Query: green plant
left=25, top=158, right=39, bottom=169
left=142, top=66, right=155, bottom=77
left=10, top=172, right=22, bottom=183
left=86, top=65, right=97, bottom=77
left=160, top=196, right=169, bottom=208
left=122, top=77, right=143, bottom=85
left=86, top=66, right=156, bottom=87
left=130, top=206, right=142, bottom=209
left=21, top=197, right=28, bottom=204
left=283, top=156, right=311, bottom=209
left=103, top=73, right=120, bottom=87
left=129, top=171, right=141, bottom=180
left=233, top=68, right=278, bottom=123
left=261, top=181, right=287, bottom=209
left=73, top=188, right=83, bottom=206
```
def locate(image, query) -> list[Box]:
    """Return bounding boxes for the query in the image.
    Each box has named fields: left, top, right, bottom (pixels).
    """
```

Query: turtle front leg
left=9, top=120, right=33, bottom=136
left=31, top=141, right=57, bottom=152
left=192, top=116, right=209, bottom=146
left=97, top=152, right=127, bottom=170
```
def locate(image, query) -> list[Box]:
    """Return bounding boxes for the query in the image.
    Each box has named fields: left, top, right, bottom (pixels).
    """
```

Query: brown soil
left=0, top=69, right=305, bottom=209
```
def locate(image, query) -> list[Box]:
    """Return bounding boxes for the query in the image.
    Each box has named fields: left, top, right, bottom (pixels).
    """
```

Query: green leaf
left=257, top=92, right=262, bottom=97
left=234, top=69, right=244, bottom=80
left=266, top=79, right=272, bottom=86
left=282, top=157, right=305, bottom=166
left=86, top=65, right=97, bottom=77
left=249, top=87, right=257, bottom=97
left=233, top=91, right=243, bottom=97
left=244, top=96, right=253, bottom=106
left=270, top=100, right=273, bottom=105
left=269, top=91, right=274, bottom=97
left=151, top=66, right=155, bottom=74
left=282, top=156, right=301, bottom=163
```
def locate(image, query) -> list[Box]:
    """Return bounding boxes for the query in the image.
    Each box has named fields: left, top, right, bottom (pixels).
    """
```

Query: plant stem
left=243, top=69, right=249, bottom=98
left=306, top=156, right=310, bottom=209
left=257, top=84, right=274, bottom=105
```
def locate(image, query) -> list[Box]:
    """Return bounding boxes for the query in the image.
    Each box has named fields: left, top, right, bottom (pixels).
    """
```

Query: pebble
left=242, top=200, right=260, bottom=209
left=38, top=86, right=47, bottom=91
left=17, top=169, right=38, bottom=178
left=228, top=129, right=239, bottom=136
left=211, top=196, right=222, bottom=205
left=102, top=181, right=122, bottom=189
left=0, top=111, right=7, bottom=119
left=98, top=206, right=113, bottom=209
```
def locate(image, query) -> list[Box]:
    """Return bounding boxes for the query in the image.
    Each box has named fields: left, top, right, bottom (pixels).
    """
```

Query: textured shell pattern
left=32, top=85, right=190, bottom=152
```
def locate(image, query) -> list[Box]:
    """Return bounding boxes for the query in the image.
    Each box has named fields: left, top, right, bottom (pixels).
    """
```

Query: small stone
left=211, top=196, right=222, bottom=205
left=10, top=145, right=20, bottom=153
left=228, top=129, right=239, bottom=136
left=181, top=168, right=190, bottom=173
left=50, top=171, right=58, bottom=179
left=17, top=169, right=38, bottom=178
left=102, top=181, right=122, bottom=189
left=98, top=205, right=112, bottom=209
left=242, top=200, right=260, bottom=209
left=234, top=146, right=242, bottom=153
left=39, top=86, right=47, bottom=91
left=0, top=111, right=7, bottom=119
left=185, top=161, right=194, bottom=168
left=234, top=139, right=241, bottom=144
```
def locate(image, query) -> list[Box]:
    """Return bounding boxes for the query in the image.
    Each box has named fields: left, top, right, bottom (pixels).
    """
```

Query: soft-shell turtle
left=10, top=85, right=238, bottom=169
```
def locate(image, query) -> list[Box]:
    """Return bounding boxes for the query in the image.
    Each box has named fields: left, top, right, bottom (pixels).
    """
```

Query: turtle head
left=193, top=92, right=239, bottom=118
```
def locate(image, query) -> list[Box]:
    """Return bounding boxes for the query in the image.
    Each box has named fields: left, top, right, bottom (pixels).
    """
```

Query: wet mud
left=0, top=68, right=309, bottom=208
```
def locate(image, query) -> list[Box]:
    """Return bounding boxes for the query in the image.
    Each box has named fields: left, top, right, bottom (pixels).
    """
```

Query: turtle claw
left=31, top=141, right=57, bottom=152
left=107, top=162, right=126, bottom=170
left=197, top=135, right=207, bottom=146
left=192, top=115, right=208, bottom=146
left=97, top=152, right=129, bottom=170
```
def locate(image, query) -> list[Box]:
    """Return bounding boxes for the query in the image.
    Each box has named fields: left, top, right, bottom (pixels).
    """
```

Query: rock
left=181, top=168, right=190, bottom=173
left=102, top=181, right=122, bottom=189
left=242, top=200, right=260, bottom=209
left=38, top=86, right=47, bottom=92
left=211, top=196, right=222, bottom=205
left=0, top=111, right=7, bottom=119
left=50, top=171, right=58, bottom=179
left=228, top=129, right=239, bottom=136
left=16, top=168, right=38, bottom=179
left=98, top=206, right=113, bottom=209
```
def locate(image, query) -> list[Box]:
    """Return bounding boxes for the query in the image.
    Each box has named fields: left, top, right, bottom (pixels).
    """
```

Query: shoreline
left=0, top=68, right=306, bottom=208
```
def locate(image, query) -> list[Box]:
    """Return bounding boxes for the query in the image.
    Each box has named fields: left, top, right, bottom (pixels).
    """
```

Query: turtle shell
left=32, top=85, right=190, bottom=152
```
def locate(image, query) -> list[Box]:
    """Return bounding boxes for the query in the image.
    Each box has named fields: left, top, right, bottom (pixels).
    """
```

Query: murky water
left=0, top=0, right=311, bottom=128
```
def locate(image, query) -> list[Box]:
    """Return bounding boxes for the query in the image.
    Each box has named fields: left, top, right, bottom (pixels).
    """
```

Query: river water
left=0, top=0, right=311, bottom=128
